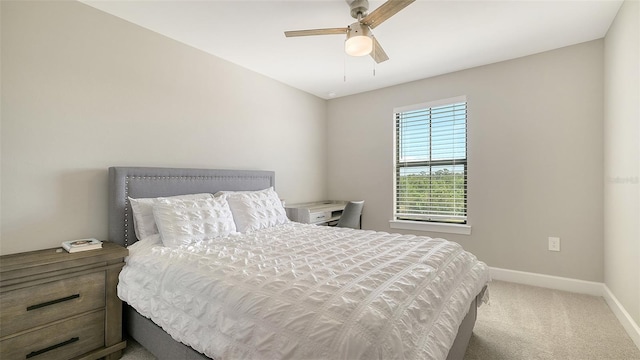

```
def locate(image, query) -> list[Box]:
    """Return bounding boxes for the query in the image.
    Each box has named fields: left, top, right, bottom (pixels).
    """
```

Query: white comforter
left=118, top=223, right=489, bottom=360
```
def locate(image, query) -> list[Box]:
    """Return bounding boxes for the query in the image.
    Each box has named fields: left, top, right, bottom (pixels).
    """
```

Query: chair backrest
left=336, top=201, right=364, bottom=229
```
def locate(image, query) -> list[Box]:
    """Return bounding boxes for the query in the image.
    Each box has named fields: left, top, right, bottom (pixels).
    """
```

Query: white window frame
left=390, top=96, right=471, bottom=235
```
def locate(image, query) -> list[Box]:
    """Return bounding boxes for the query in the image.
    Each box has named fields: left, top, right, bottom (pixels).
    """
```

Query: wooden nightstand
left=0, top=242, right=128, bottom=360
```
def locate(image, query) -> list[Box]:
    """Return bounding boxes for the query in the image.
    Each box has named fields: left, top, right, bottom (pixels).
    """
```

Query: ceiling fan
left=284, top=0, right=415, bottom=64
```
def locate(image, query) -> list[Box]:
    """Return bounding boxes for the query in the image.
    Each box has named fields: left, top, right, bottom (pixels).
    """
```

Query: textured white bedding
left=118, top=223, right=489, bottom=360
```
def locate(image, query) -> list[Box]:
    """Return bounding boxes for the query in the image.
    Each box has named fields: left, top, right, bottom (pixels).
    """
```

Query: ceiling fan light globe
left=345, top=35, right=373, bottom=56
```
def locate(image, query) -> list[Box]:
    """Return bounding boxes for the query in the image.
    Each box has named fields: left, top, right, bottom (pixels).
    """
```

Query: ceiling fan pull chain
left=344, top=50, right=347, bottom=82
left=372, top=36, right=376, bottom=76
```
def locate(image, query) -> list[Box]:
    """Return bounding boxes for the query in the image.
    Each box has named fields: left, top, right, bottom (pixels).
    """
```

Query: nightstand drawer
left=0, top=271, right=105, bottom=337
left=0, top=309, right=105, bottom=360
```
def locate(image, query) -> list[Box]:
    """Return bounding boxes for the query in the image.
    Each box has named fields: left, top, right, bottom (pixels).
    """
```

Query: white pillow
left=222, top=187, right=289, bottom=232
left=152, top=197, right=237, bottom=248
left=129, top=193, right=213, bottom=240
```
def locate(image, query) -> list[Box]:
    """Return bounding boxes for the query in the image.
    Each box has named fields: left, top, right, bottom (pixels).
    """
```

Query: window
left=393, top=96, right=467, bottom=225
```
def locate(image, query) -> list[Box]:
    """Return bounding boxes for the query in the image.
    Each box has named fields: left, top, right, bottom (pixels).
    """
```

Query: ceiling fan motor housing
left=347, top=22, right=371, bottom=39
left=347, top=0, right=369, bottom=19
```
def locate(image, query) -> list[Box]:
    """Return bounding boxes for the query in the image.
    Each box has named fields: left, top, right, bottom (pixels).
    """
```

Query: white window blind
left=394, top=97, right=467, bottom=224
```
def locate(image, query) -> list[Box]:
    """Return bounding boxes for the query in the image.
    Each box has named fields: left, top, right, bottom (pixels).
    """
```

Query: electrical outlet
left=548, top=237, right=560, bottom=252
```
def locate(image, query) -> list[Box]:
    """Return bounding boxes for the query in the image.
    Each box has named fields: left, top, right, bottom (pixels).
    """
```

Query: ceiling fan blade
left=285, top=28, right=348, bottom=37
left=361, top=0, right=415, bottom=29
left=370, top=36, right=389, bottom=63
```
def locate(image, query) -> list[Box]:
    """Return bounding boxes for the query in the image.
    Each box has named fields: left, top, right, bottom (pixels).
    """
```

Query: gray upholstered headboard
left=108, top=167, right=275, bottom=247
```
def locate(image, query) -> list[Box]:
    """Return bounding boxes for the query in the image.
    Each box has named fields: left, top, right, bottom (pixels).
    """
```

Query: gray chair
left=336, top=201, right=364, bottom=229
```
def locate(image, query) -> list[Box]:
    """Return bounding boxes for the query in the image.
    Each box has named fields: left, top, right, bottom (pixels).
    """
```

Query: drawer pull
left=26, top=337, right=79, bottom=359
left=26, top=294, right=80, bottom=311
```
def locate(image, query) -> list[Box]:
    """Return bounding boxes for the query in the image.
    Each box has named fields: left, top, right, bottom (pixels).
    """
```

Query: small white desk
left=285, top=201, right=347, bottom=225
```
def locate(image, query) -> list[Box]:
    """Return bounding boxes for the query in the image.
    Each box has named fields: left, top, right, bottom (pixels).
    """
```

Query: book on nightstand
left=62, top=238, right=103, bottom=253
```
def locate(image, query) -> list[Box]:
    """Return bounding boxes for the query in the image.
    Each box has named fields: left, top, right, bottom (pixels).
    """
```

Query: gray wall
left=327, top=40, right=604, bottom=282
left=1, top=1, right=328, bottom=254
left=604, top=0, right=639, bottom=325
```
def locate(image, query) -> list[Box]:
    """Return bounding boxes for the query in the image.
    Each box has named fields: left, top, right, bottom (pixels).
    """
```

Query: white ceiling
left=82, top=0, right=622, bottom=99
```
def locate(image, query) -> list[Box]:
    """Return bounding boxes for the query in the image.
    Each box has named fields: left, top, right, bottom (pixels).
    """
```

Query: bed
left=108, top=166, right=489, bottom=360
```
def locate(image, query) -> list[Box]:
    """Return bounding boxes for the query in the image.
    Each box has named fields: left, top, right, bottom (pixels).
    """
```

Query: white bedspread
left=118, top=223, right=489, bottom=360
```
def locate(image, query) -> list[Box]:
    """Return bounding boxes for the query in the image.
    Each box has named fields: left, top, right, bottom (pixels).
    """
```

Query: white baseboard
left=603, top=285, right=640, bottom=350
left=489, top=267, right=603, bottom=296
left=489, top=267, right=640, bottom=351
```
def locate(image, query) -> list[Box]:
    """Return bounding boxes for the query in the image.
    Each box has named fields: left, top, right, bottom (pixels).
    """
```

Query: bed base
left=447, top=296, right=478, bottom=360
left=124, top=306, right=206, bottom=360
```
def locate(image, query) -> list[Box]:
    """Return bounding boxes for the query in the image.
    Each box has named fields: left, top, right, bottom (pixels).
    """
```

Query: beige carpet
left=120, top=281, right=640, bottom=360
left=464, top=281, right=640, bottom=360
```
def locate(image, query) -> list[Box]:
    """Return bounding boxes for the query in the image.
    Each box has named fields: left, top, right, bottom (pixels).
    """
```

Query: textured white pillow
left=129, top=193, right=213, bottom=240
left=223, top=187, right=289, bottom=232
left=153, top=197, right=237, bottom=248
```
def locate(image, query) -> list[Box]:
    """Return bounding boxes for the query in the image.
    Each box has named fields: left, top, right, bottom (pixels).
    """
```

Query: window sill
left=389, top=220, right=472, bottom=235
